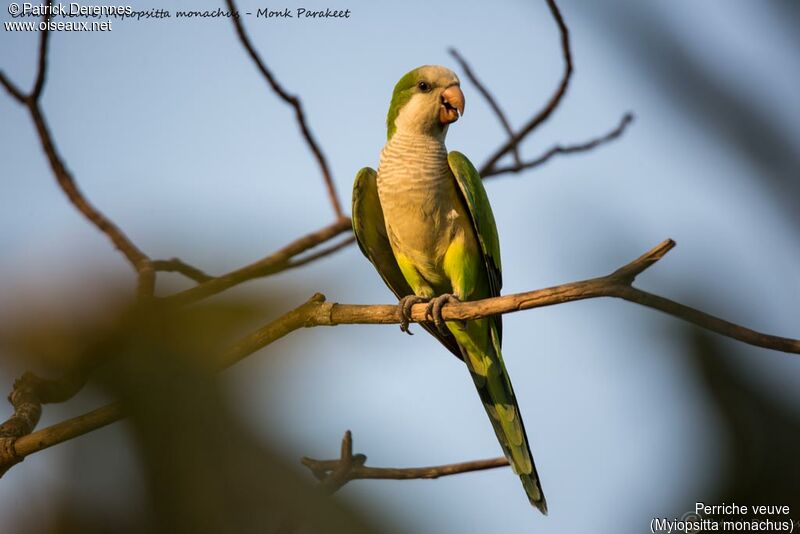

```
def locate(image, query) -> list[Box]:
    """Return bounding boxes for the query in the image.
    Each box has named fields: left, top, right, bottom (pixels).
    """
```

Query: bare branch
left=0, top=1, right=51, bottom=104
left=153, top=258, right=214, bottom=284
left=5, top=238, right=799, bottom=475
left=225, top=0, right=343, bottom=219
left=0, top=386, right=40, bottom=439
left=483, top=113, right=635, bottom=178
left=0, top=370, right=86, bottom=475
left=0, top=11, right=155, bottom=297
left=0, top=72, right=26, bottom=104
left=8, top=402, right=123, bottom=465
left=301, top=241, right=799, bottom=354
left=311, top=456, right=509, bottom=481
left=30, top=5, right=52, bottom=102
left=479, top=0, right=573, bottom=177
left=27, top=106, right=155, bottom=295
left=610, top=237, right=674, bottom=282
left=165, top=218, right=352, bottom=305
left=305, top=431, right=368, bottom=493
left=0, top=369, right=98, bottom=476
left=285, top=236, right=356, bottom=270
left=449, top=47, right=522, bottom=166
left=221, top=292, right=329, bottom=368
left=301, top=432, right=509, bottom=493
left=449, top=3, right=630, bottom=181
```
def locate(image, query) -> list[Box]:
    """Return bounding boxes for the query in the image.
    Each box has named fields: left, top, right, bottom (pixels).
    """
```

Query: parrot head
left=386, top=65, right=465, bottom=140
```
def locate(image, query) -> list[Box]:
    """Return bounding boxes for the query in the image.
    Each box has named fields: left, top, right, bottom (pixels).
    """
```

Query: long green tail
left=449, top=317, right=547, bottom=514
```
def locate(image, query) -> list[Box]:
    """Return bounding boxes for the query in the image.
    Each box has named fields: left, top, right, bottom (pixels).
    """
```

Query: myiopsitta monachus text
left=352, top=65, right=547, bottom=513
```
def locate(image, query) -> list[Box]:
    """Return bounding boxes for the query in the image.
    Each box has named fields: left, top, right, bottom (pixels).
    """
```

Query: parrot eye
left=417, top=81, right=431, bottom=92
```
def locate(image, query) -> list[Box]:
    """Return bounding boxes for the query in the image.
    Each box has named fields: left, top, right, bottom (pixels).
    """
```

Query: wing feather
left=447, top=151, right=503, bottom=343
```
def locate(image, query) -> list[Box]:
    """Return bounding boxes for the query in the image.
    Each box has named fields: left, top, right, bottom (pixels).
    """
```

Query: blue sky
left=2, top=1, right=799, bottom=532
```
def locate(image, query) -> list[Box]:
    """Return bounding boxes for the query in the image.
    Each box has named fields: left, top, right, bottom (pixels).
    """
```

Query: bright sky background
left=2, top=1, right=799, bottom=532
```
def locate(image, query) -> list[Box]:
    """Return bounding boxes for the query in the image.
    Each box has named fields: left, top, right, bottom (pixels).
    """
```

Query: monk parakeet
left=352, top=65, right=547, bottom=513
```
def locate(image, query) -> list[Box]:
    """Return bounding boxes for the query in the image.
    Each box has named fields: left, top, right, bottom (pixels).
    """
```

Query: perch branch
left=4, top=238, right=799, bottom=476
left=483, top=113, right=635, bottom=178
left=479, top=0, right=573, bottom=177
left=301, top=431, right=509, bottom=493
left=225, top=0, right=343, bottom=219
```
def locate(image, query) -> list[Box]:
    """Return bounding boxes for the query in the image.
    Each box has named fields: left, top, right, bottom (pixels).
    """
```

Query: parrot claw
left=398, top=295, right=429, bottom=334
left=425, top=294, right=461, bottom=336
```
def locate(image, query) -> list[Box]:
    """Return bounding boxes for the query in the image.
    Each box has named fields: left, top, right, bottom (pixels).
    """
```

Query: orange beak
left=439, top=85, right=465, bottom=124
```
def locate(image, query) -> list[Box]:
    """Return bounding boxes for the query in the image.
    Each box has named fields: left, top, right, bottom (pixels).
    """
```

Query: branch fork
left=301, top=431, right=510, bottom=494
left=301, top=431, right=368, bottom=493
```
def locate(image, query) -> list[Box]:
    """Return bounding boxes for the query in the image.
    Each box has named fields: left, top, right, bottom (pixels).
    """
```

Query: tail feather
left=471, top=364, right=547, bottom=514
left=453, top=319, right=547, bottom=514
left=522, top=474, right=548, bottom=515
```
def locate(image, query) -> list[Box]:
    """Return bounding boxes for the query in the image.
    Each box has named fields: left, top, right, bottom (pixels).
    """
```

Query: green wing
left=352, top=168, right=410, bottom=296
left=447, top=151, right=503, bottom=341
left=448, top=153, right=547, bottom=512
left=352, top=167, right=462, bottom=359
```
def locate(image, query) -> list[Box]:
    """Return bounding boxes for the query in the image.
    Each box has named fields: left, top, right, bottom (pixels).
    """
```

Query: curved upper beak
left=440, top=85, right=465, bottom=124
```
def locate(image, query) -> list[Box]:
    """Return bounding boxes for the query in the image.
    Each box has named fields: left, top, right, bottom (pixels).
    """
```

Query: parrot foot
left=398, top=295, right=430, bottom=335
left=425, top=294, right=461, bottom=336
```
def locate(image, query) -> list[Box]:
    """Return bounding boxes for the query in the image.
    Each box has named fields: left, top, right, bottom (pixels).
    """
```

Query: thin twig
left=310, top=456, right=510, bottom=481
left=479, top=0, right=573, bottom=176
left=484, top=113, right=635, bottom=178
left=30, top=7, right=52, bottom=102
left=0, top=73, right=25, bottom=104
left=4, top=238, right=799, bottom=475
left=449, top=47, right=522, bottom=167
left=285, top=236, right=356, bottom=270
left=27, top=107, right=155, bottom=295
left=164, top=218, right=352, bottom=305
left=153, top=258, right=214, bottom=284
left=225, top=0, right=343, bottom=219
left=301, top=432, right=509, bottom=492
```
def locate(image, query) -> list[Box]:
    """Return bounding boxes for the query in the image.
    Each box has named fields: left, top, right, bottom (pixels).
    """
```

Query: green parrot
left=352, top=65, right=547, bottom=513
